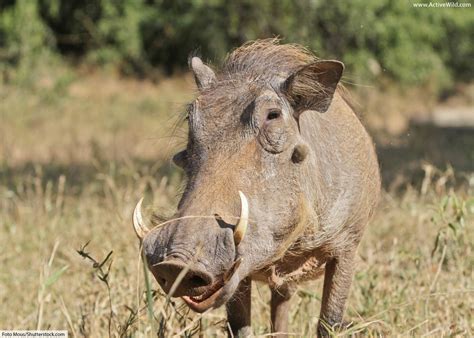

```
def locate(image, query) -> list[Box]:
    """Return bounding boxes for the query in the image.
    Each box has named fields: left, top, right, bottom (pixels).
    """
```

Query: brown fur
left=141, top=39, right=380, bottom=337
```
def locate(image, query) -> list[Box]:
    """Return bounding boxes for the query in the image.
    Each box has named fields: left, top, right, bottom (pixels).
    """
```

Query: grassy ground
left=0, top=70, right=473, bottom=336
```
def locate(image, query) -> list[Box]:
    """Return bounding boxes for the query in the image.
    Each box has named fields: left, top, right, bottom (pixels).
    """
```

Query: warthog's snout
left=151, top=259, right=213, bottom=297
left=133, top=192, right=249, bottom=312
left=150, top=257, right=243, bottom=313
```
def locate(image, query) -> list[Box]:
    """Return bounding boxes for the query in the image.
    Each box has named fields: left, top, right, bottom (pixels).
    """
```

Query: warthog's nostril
left=188, top=274, right=208, bottom=288
left=152, top=260, right=213, bottom=297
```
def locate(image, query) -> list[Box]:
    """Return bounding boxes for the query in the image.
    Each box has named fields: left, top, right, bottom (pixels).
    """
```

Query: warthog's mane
left=220, top=38, right=318, bottom=83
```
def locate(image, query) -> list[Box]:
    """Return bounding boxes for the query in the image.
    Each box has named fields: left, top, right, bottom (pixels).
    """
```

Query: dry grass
left=0, top=70, right=473, bottom=337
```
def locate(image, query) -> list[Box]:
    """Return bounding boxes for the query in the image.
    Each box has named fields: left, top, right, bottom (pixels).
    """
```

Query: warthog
left=133, top=39, right=380, bottom=337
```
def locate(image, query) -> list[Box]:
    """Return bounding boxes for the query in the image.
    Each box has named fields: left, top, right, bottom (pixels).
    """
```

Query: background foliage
left=1, top=0, right=472, bottom=90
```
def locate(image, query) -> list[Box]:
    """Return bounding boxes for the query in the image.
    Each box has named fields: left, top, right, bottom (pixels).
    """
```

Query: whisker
left=149, top=214, right=255, bottom=232
left=340, top=78, right=374, bottom=88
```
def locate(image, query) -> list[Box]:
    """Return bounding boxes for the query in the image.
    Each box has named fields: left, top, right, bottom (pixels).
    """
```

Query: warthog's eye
left=173, top=150, right=187, bottom=169
left=266, top=109, right=282, bottom=122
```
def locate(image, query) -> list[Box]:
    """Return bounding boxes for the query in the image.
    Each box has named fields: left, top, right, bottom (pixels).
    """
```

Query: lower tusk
left=234, top=191, right=249, bottom=246
left=223, top=257, right=243, bottom=283
left=132, top=197, right=150, bottom=240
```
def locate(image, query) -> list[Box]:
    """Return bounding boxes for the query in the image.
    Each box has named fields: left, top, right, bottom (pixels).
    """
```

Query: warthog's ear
left=190, top=57, right=216, bottom=90
left=282, top=60, right=344, bottom=116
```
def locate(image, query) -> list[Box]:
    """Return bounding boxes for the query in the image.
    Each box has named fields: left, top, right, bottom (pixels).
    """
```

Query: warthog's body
left=134, top=40, right=380, bottom=337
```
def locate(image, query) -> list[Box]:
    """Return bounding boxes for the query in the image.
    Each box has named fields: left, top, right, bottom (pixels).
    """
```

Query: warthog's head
left=133, top=40, right=343, bottom=312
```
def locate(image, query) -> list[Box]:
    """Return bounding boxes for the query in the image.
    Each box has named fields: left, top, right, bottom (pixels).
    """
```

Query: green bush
left=0, top=0, right=56, bottom=83
left=0, top=0, right=472, bottom=90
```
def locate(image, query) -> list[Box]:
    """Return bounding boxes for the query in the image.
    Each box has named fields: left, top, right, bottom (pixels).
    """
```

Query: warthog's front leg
left=226, top=277, right=252, bottom=337
left=270, top=287, right=294, bottom=337
left=317, top=252, right=355, bottom=337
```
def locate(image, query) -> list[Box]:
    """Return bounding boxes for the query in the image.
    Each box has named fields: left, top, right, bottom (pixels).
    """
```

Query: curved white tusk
left=132, top=197, right=150, bottom=240
left=234, top=191, right=249, bottom=246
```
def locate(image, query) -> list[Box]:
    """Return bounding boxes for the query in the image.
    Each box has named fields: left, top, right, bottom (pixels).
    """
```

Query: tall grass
left=0, top=71, right=472, bottom=336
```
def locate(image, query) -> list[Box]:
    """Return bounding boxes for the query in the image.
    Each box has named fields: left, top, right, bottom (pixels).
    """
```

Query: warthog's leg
left=226, top=277, right=252, bottom=337
left=317, top=252, right=355, bottom=337
left=270, top=287, right=294, bottom=337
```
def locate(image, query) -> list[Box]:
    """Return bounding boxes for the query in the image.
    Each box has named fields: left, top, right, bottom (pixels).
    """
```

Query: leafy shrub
left=0, top=0, right=56, bottom=83
left=0, top=0, right=472, bottom=90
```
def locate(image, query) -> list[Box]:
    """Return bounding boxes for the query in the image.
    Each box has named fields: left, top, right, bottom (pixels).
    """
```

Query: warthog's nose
left=152, top=260, right=213, bottom=297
